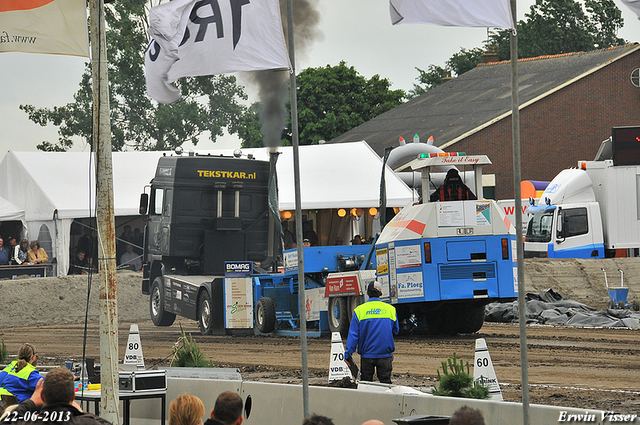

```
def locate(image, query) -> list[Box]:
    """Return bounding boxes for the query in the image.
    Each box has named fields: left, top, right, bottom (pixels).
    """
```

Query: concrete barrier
left=128, top=377, right=606, bottom=425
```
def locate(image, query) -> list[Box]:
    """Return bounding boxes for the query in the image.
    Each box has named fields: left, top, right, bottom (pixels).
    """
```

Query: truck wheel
left=456, top=305, right=486, bottom=334
left=198, top=292, right=214, bottom=335
left=256, top=297, right=276, bottom=333
left=150, top=277, right=176, bottom=327
left=348, top=295, right=363, bottom=323
left=426, top=306, right=456, bottom=335
left=328, top=297, right=349, bottom=338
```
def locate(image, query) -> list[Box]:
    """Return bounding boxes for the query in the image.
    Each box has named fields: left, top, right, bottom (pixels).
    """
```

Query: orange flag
left=0, top=0, right=88, bottom=57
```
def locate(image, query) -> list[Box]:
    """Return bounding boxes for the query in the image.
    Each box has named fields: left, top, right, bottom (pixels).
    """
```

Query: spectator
left=449, top=406, right=485, bottom=425
left=361, top=421, right=384, bottom=425
left=170, top=394, right=205, bottom=425
left=430, top=169, right=476, bottom=202
left=120, top=244, right=141, bottom=271
left=345, top=281, right=399, bottom=383
left=0, top=344, right=45, bottom=410
left=78, top=227, right=97, bottom=266
left=351, top=235, right=363, bottom=245
left=27, top=240, right=48, bottom=264
left=5, top=366, right=111, bottom=425
left=303, top=414, right=335, bottom=425
left=205, top=391, right=243, bottom=425
left=303, top=239, right=311, bottom=247
left=13, top=239, right=29, bottom=265
left=0, top=238, right=9, bottom=266
left=303, top=221, right=318, bottom=246
left=334, top=236, right=343, bottom=245
left=68, top=249, right=89, bottom=275
left=7, top=237, right=17, bottom=264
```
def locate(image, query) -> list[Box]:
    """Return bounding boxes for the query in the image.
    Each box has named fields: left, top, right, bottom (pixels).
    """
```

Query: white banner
left=390, top=0, right=514, bottom=29
left=621, top=0, right=640, bottom=19
left=146, top=0, right=290, bottom=104
left=0, top=0, right=88, bottom=57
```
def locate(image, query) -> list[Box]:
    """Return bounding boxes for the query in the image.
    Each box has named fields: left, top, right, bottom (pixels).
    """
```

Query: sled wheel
left=256, top=297, right=277, bottom=333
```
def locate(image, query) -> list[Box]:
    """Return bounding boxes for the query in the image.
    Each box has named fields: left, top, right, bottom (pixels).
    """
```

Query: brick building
left=329, top=44, right=640, bottom=200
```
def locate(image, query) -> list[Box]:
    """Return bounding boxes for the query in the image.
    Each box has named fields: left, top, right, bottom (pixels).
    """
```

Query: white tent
left=0, top=142, right=414, bottom=275
left=0, top=195, right=24, bottom=221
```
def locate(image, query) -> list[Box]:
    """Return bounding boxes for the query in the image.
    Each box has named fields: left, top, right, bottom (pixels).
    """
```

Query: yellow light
left=356, top=208, right=364, bottom=217
left=337, top=208, right=347, bottom=217
left=281, top=210, right=292, bottom=220
left=369, top=207, right=378, bottom=216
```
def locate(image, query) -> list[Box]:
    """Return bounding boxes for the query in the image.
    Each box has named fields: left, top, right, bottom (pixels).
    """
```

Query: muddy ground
left=2, top=260, right=640, bottom=414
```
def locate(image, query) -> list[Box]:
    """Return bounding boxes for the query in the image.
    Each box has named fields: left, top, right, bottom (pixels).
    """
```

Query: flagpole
left=286, top=0, right=310, bottom=419
left=509, top=0, right=530, bottom=423
left=89, top=0, right=119, bottom=422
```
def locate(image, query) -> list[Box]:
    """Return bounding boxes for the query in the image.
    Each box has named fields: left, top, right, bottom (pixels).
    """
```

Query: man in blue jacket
left=344, top=280, right=399, bottom=383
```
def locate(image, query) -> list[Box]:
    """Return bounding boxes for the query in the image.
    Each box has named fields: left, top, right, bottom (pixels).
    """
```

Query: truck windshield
left=525, top=210, right=554, bottom=242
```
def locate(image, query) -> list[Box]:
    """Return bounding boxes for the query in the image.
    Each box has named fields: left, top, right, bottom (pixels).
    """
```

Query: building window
left=631, top=68, right=640, bottom=88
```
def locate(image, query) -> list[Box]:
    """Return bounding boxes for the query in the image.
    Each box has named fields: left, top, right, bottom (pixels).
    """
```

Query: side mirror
left=139, top=193, right=149, bottom=215
left=556, top=209, right=564, bottom=239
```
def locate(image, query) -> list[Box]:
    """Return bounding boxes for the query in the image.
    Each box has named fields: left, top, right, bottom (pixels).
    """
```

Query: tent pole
left=89, top=0, right=119, bottom=422
left=509, top=0, right=530, bottom=424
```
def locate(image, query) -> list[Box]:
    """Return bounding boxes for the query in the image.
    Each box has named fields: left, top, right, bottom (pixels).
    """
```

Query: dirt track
left=2, top=260, right=640, bottom=414
left=2, top=319, right=639, bottom=414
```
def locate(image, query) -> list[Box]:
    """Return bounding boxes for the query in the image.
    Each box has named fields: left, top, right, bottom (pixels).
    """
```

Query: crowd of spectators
left=0, top=235, right=48, bottom=267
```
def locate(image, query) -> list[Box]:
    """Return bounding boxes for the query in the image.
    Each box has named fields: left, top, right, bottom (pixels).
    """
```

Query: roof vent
left=631, top=68, right=640, bottom=88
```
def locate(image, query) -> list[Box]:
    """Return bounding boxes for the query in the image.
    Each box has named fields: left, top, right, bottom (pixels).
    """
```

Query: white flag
left=390, top=0, right=514, bottom=29
left=0, top=0, right=88, bottom=57
left=145, top=0, right=291, bottom=104
left=620, top=0, right=640, bottom=19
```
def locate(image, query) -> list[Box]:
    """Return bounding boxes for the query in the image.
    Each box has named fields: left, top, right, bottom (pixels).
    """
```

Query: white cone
left=123, top=324, right=145, bottom=369
left=473, top=338, right=502, bottom=400
left=328, top=332, right=353, bottom=383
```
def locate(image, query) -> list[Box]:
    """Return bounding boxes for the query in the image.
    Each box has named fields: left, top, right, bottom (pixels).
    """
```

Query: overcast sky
left=1, top=0, right=639, bottom=157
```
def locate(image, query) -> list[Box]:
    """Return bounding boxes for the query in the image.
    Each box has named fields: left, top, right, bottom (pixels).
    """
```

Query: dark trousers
left=361, top=356, right=393, bottom=383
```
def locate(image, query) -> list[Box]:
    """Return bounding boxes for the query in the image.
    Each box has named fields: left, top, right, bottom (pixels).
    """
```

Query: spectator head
left=367, top=281, right=383, bottom=298
left=17, top=343, right=38, bottom=369
left=42, top=367, right=75, bottom=405
left=449, top=406, right=485, bottom=425
left=169, top=394, right=205, bottom=425
left=8, top=237, right=16, bottom=246
left=334, top=236, right=343, bottom=245
left=29, top=240, right=40, bottom=250
left=351, top=235, right=362, bottom=245
left=126, top=244, right=134, bottom=253
left=20, top=239, right=29, bottom=250
left=303, top=239, right=311, bottom=247
left=445, top=168, right=461, bottom=183
left=303, top=414, right=335, bottom=425
left=0, top=238, right=3, bottom=246
left=76, top=249, right=85, bottom=260
left=361, top=421, right=384, bottom=425
left=211, top=391, right=243, bottom=425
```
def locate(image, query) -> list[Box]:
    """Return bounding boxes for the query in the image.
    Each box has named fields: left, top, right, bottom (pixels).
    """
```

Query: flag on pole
left=145, top=0, right=291, bottom=104
left=390, top=0, right=514, bottom=29
left=0, top=0, right=88, bottom=57
left=620, top=0, right=640, bottom=19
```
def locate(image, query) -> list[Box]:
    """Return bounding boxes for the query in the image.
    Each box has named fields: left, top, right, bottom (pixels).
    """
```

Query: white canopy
left=0, top=195, right=24, bottom=221
left=0, top=141, right=414, bottom=274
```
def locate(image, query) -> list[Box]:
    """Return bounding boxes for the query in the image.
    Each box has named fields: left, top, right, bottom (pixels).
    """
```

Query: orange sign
left=0, top=0, right=56, bottom=12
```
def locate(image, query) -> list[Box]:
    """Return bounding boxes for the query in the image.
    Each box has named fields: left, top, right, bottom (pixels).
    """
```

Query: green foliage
left=0, top=339, right=7, bottom=363
left=170, top=330, right=211, bottom=368
left=412, top=0, right=626, bottom=94
left=284, top=62, right=405, bottom=146
left=488, top=0, right=625, bottom=61
left=431, top=352, right=490, bottom=399
left=21, top=0, right=248, bottom=152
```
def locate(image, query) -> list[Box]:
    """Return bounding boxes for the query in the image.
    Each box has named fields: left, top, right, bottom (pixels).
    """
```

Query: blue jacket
left=0, top=247, right=9, bottom=265
left=345, top=298, right=399, bottom=359
left=0, top=360, right=45, bottom=403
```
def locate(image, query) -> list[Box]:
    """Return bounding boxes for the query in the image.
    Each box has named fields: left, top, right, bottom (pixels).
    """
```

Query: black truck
left=139, top=152, right=272, bottom=334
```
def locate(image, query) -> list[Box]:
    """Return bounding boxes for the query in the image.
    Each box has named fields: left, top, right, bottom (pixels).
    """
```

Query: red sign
left=325, top=275, right=361, bottom=297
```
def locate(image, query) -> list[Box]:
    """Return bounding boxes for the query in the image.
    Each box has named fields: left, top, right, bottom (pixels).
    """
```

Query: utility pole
left=88, top=0, right=119, bottom=422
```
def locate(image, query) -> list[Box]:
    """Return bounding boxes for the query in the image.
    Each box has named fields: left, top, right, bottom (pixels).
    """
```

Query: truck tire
left=150, top=277, right=176, bottom=327
left=256, top=297, right=276, bottom=333
left=328, top=297, right=349, bottom=338
left=456, top=305, right=486, bottom=334
left=198, top=292, right=214, bottom=335
left=426, top=306, right=456, bottom=335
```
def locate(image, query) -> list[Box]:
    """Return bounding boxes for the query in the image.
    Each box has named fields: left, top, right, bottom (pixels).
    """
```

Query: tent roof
left=0, top=141, right=413, bottom=220
left=0, top=195, right=24, bottom=221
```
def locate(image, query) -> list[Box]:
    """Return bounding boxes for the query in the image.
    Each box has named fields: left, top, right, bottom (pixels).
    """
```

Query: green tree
left=286, top=62, right=405, bottom=145
left=21, top=0, right=249, bottom=151
left=411, top=0, right=626, bottom=94
left=489, top=0, right=625, bottom=60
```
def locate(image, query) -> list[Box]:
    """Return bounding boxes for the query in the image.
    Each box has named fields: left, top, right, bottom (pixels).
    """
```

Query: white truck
left=525, top=126, right=640, bottom=259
